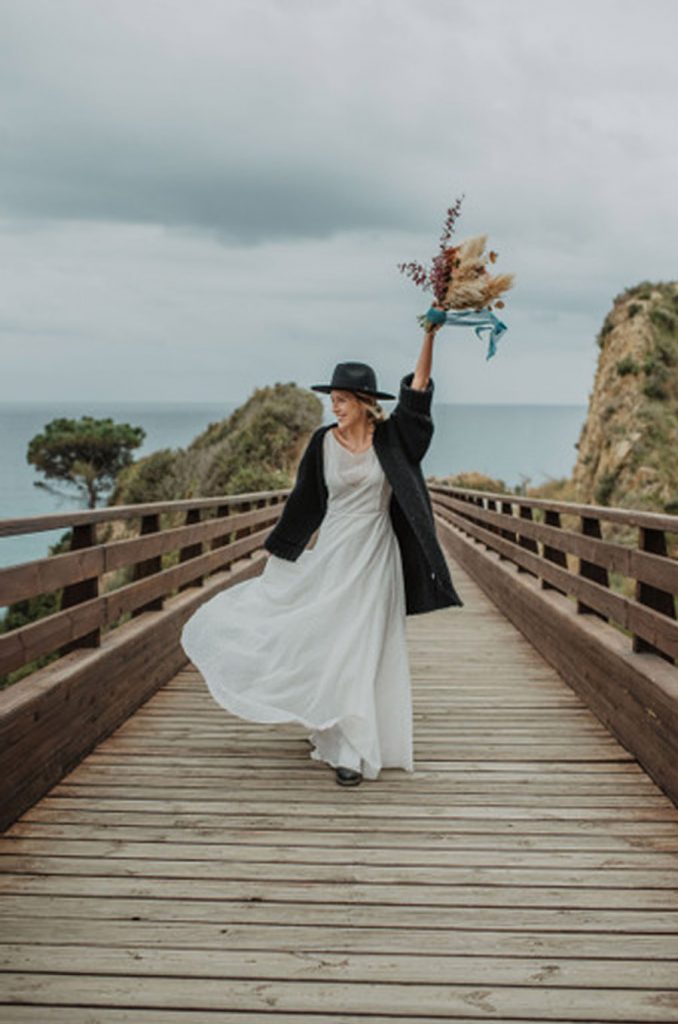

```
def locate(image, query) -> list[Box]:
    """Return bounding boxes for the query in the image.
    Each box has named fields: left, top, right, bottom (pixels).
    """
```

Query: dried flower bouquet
left=398, top=195, right=515, bottom=359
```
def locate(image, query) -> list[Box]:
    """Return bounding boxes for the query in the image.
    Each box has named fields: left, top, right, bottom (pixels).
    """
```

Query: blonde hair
left=354, top=390, right=388, bottom=424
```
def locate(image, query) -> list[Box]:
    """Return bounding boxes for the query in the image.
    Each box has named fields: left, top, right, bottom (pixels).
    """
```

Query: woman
left=180, top=325, right=464, bottom=787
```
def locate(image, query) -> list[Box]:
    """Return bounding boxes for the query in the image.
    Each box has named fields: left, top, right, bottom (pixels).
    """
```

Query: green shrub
left=656, top=339, right=677, bottom=367
left=643, top=379, right=668, bottom=401
left=650, top=308, right=676, bottom=333
left=613, top=281, right=653, bottom=304
left=595, top=470, right=620, bottom=506
left=616, top=356, right=639, bottom=376
left=596, top=316, right=615, bottom=348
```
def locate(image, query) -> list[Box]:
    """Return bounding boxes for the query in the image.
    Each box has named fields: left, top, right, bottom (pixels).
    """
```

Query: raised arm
left=411, top=319, right=443, bottom=391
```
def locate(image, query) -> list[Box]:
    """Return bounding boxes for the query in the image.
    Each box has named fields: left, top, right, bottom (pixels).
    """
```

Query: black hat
left=310, top=361, right=396, bottom=400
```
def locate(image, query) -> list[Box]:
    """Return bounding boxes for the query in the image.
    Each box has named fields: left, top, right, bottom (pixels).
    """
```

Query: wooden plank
left=8, top=822, right=678, bottom=852
left=1, top=973, right=677, bottom=1020
left=2, top=894, right=677, bottom=932
left=0, top=1007, right=569, bottom=1024
left=3, top=916, right=676, bottom=958
left=2, top=874, right=677, bottom=910
left=3, top=943, right=678, bottom=988
left=0, top=1011, right=590, bottom=1024
left=3, top=854, right=678, bottom=891
left=47, top=785, right=672, bottom=807
left=29, top=787, right=678, bottom=809
left=4, top=838, right=678, bottom=868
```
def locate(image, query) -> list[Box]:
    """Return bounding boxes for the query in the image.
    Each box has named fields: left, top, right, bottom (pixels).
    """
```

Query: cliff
left=427, top=280, right=678, bottom=515
left=571, top=280, right=678, bottom=514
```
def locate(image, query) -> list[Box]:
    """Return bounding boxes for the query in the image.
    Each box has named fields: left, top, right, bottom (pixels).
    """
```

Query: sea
left=0, top=400, right=586, bottom=575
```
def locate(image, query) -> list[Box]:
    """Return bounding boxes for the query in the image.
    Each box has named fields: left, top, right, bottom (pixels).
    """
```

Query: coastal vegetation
left=110, top=382, right=322, bottom=506
left=27, top=416, right=145, bottom=508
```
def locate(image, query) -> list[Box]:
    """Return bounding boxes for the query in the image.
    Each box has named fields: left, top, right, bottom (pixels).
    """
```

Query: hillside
left=110, top=381, right=324, bottom=505
left=570, top=280, right=678, bottom=514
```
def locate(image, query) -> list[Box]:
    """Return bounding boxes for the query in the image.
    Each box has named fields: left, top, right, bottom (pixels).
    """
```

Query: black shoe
left=335, top=766, right=363, bottom=786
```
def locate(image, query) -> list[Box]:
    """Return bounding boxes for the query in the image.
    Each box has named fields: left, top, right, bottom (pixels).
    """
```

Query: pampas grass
left=399, top=198, right=516, bottom=315
left=443, top=234, right=515, bottom=311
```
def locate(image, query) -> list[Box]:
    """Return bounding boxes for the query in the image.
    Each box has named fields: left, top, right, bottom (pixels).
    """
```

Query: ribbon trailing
left=424, top=307, right=508, bottom=360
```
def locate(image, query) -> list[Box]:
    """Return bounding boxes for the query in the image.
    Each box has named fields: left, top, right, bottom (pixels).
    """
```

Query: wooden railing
left=0, top=490, right=288, bottom=682
left=429, top=485, right=678, bottom=664
left=0, top=490, right=288, bottom=830
left=430, top=485, right=678, bottom=807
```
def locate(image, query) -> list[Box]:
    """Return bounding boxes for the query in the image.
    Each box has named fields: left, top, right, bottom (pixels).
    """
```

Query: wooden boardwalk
left=1, top=554, right=678, bottom=1022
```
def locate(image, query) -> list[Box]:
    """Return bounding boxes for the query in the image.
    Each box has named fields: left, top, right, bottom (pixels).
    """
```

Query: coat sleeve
left=263, top=428, right=327, bottom=561
left=389, top=371, right=435, bottom=464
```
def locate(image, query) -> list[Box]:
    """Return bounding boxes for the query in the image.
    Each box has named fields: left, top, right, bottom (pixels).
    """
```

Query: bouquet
left=398, top=195, right=515, bottom=359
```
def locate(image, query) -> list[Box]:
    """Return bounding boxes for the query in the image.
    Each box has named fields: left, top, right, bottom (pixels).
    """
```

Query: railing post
left=577, top=515, right=609, bottom=620
left=486, top=498, right=497, bottom=538
left=516, top=504, right=538, bottom=577
left=234, top=500, right=252, bottom=542
left=210, top=504, right=233, bottom=553
left=60, top=523, right=100, bottom=653
left=500, top=501, right=517, bottom=542
left=633, top=527, right=676, bottom=662
left=179, top=508, right=204, bottom=591
left=132, top=513, right=163, bottom=615
left=495, top=499, right=515, bottom=563
left=542, top=510, right=568, bottom=595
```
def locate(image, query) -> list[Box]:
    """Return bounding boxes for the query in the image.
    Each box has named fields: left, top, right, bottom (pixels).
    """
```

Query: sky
left=1, top=0, right=676, bottom=407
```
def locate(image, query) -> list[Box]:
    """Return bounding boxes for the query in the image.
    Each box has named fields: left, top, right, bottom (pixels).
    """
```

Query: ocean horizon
left=1, top=399, right=586, bottom=574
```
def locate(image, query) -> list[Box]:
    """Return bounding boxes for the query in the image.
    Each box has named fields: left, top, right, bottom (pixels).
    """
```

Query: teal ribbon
left=423, top=307, right=507, bottom=360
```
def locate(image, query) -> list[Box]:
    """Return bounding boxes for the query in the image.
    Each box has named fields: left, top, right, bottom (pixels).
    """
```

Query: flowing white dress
left=180, top=427, right=414, bottom=781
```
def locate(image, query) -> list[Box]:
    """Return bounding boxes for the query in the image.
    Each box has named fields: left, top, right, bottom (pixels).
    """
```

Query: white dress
left=179, top=427, right=414, bottom=781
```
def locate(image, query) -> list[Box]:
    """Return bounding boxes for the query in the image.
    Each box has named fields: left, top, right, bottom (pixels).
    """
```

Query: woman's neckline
left=330, top=426, right=374, bottom=455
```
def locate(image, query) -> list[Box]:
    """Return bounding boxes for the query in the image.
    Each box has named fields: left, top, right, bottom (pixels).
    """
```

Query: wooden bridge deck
left=1, top=554, right=678, bottom=1022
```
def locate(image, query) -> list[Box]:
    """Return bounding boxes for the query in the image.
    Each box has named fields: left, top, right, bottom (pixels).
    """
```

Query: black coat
left=263, top=371, right=464, bottom=615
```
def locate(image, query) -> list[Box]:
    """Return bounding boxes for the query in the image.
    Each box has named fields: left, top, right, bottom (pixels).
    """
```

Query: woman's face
left=330, top=389, right=366, bottom=430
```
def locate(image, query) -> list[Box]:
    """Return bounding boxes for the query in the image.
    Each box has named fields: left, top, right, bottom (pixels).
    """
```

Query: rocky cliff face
left=571, top=280, right=678, bottom=514
left=426, top=280, right=678, bottom=517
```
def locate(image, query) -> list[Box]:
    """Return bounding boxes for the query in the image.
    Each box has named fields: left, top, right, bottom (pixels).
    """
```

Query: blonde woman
left=180, top=327, right=464, bottom=786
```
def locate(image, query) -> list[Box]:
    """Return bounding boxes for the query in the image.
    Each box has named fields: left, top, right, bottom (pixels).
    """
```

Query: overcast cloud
left=1, top=0, right=676, bottom=405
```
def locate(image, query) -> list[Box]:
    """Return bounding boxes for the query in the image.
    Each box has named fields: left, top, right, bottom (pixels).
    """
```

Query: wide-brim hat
left=310, top=361, right=396, bottom=401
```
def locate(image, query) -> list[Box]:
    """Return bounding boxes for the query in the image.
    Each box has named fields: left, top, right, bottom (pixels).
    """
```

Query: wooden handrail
left=429, top=485, right=678, bottom=664
left=428, top=484, right=678, bottom=533
left=0, top=489, right=290, bottom=538
left=0, top=490, right=289, bottom=681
